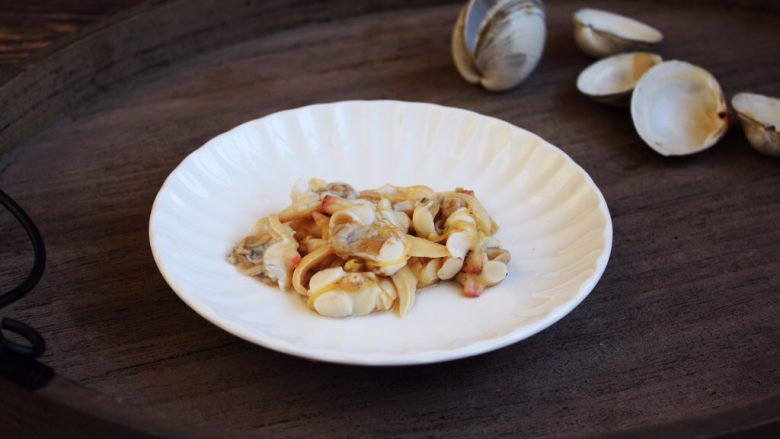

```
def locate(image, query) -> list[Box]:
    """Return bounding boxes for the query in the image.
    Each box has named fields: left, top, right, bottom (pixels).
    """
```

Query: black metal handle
left=0, top=189, right=53, bottom=390
left=0, top=189, right=46, bottom=309
left=1, top=318, right=46, bottom=358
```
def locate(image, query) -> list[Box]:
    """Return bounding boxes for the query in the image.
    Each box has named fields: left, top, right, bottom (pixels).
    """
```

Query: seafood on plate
left=228, top=179, right=511, bottom=318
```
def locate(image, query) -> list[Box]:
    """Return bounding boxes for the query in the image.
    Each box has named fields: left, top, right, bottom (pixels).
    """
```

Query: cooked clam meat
left=229, top=179, right=512, bottom=318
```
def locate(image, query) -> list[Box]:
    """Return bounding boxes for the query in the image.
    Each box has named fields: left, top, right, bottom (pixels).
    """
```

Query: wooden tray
left=1, top=0, right=779, bottom=437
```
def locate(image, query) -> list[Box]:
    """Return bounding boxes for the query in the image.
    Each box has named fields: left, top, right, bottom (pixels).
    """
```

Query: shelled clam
left=577, top=52, right=662, bottom=107
left=574, top=8, right=662, bottom=58
left=731, top=93, right=780, bottom=158
left=452, top=0, right=547, bottom=91
left=631, top=61, right=729, bottom=156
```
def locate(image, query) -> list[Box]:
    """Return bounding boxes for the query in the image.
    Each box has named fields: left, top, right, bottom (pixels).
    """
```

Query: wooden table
left=0, top=1, right=142, bottom=68
left=1, top=1, right=779, bottom=438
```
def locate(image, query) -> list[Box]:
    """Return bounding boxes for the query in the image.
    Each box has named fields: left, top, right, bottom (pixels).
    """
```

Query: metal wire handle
left=0, top=189, right=47, bottom=359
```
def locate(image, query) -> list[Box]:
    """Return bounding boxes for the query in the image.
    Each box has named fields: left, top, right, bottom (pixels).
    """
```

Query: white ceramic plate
left=149, top=101, right=612, bottom=365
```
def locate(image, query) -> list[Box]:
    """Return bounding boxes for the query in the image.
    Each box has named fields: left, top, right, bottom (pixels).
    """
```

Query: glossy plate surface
left=149, top=100, right=612, bottom=365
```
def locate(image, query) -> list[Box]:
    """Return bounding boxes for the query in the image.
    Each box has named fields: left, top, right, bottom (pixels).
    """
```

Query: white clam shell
left=452, top=0, right=546, bottom=91
left=732, top=92, right=780, bottom=158
left=574, top=8, right=662, bottom=58
left=576, top=52, right=662, bottom=107
left=631, top=61, right=729, bottom=156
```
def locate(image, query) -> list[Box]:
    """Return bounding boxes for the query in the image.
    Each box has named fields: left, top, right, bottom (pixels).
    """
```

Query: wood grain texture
left=1, top=0, right=779, bottom=437
left=0, top=0, right=143, bottom=67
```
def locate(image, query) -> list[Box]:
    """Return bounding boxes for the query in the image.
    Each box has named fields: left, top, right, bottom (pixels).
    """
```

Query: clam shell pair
left=582, top=58, right=729, bottom=156
left=574, top=8, right=779, bottom=157
left=583, top=61, right=780, bottom=158
left=574, top=9, right=731, bottom=156
left=578, top=57, right=729, bottom=156
left=574, top=7, right=664, bottom=107
left=451, top=0, right=547, bottom=91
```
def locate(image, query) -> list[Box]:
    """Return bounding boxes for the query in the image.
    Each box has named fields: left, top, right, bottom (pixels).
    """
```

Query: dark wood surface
left=0, top=0, right=142, bottom=68
left=1, top=0, right=779, bottom=437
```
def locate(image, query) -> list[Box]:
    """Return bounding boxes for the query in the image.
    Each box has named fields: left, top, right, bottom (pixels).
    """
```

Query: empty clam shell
left=577, top=52, right=662, bottom=107
left=631, top=61, right=729, bottom=156
left=452, top=0, right=547, bottom=91
left=731, top=92, right=780, bottom=158
left=574, top=8, right=662, bottom=58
